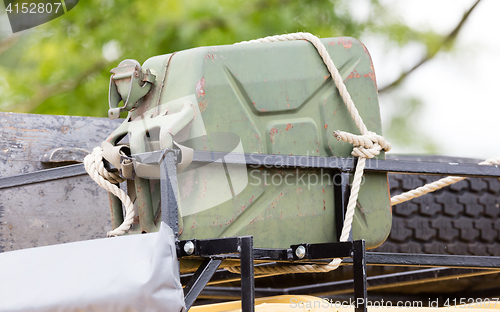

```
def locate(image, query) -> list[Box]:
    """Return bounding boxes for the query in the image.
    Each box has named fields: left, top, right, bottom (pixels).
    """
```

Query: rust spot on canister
left=196, top=77, right=205, bottom=98
left=338, top=38, right=352, bottom=49
left=364, top=72, right=377, bottom=85
left=346, top=70, right=361, bottom=80
left=270, top=127, right=278, bottom=143
left=285, top=123, right=293, bottom=130
left=198, top=100, right=208, bottom=112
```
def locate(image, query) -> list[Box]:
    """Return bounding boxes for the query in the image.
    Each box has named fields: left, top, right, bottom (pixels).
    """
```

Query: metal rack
left=151, top=149, right=368, bottom=311
left=154, top=149, right=500, bottom=312
left=1, top=149, right=500, bottom=311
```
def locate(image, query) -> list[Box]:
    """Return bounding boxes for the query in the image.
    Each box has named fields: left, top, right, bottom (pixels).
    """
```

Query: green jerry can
left=103, top=36, right=391, bottom=271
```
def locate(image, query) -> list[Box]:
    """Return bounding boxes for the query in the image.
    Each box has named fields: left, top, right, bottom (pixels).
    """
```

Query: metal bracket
left=290, top=240, right=367, bottom=312
left=184, top=258, right=223, bottom=310
left=180, top=236, right=255, bottom=312
left=160, top=150, right=180, bottom=239
left=353, top=240, right=367, bottom=312
left=108, top=59, right=156, bottom=119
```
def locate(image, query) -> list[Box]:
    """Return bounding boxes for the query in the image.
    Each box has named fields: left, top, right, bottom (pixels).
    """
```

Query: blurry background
left=0, top=0, right=497, bottom=158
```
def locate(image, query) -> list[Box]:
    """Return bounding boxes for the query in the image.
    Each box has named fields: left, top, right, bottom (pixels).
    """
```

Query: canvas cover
left=0, top=222, right=185, bottom=312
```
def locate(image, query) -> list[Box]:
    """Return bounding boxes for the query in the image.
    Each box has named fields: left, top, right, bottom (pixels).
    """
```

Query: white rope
left=84, top=146, right=135, bottom=237
left=334, top=130, right=391, bottom=158
left=227, top=33, right=391, bottom=276
left=391, top=158, right=500, bottom=206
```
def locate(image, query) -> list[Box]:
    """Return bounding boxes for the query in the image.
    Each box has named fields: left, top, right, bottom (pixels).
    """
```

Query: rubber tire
left=375, top=154, right=500, bottom=256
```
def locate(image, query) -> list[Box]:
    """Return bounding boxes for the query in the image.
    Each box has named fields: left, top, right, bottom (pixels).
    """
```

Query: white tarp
left=0, top=222, right=185, bottom=312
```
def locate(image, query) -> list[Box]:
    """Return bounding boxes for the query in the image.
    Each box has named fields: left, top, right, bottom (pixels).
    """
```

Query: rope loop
left=89, top=146, right=126, bottom=184
left=84, top=146, right=135, bottom=237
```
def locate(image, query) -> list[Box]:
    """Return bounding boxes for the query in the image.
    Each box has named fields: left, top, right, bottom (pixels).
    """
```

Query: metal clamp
left=108, top=59, right=156, bottom=119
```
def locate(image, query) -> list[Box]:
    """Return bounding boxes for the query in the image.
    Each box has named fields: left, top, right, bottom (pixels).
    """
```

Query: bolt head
left=184, top=241, right=195, bottom=255
left=295, top=245, right=306, bottom=259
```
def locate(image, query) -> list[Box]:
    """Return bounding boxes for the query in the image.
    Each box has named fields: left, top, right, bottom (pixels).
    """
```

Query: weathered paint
left=0, top=112, right=122, bottom=252
left=105, top=37, right=391, bottom=269
left=195, top=77, right=206, bottom=98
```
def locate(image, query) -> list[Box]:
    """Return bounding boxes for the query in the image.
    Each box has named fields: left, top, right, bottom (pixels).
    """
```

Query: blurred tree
left=0, top=0, right=480, bottom=153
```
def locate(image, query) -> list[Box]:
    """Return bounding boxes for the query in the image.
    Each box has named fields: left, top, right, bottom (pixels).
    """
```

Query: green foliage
left=383, top=95, right=439, bottom=153
left=0, top=0, right=470, bottom=153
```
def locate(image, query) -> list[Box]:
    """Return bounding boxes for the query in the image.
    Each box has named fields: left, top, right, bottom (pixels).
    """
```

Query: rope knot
left=334, top=130, right=391, bottom=159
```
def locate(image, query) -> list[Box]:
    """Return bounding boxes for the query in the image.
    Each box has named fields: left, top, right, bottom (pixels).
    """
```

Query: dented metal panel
left=0, top=112, right=121, bottom=252
left=107, top=37, right=391, bottom=251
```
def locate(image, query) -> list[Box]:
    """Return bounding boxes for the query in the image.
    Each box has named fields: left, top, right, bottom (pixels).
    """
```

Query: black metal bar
left=179, top=237, right=242, bottom=257
left=180, top=245, right=500, bottom=283
left=181, top=248, right=500, bottom=286
left=161, top=150, right=179, bottom=239
left=196, top=237, right=244, bottom=256
left=240, top=236, right=255, bottom=312
left=184, top=258, right=223, bottom=310
left=179, top=237, right=276, bottom=259
left=369, top=158, right=499, bottom=177
left=353, top=240, right=367, bottom=312
left=290, top=242, right=353, bottom=260
left=283, top=267, right=495, bottom=296
left=252, top=248, right=290, bottom=261
left=176, top=237, right=500, bottom=302
left=333, top=170, right=351, bottom=240
left=227, top=153, right=500, bottom=177
left=2, top=152, right=499, bottom=190
left=198, top=268, right=496, bottom=299
left=0, top=163, right=87, bottom=190
left=132, top=150, right=500, bottom=178
left=342, top=252, right=500, bottom=269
